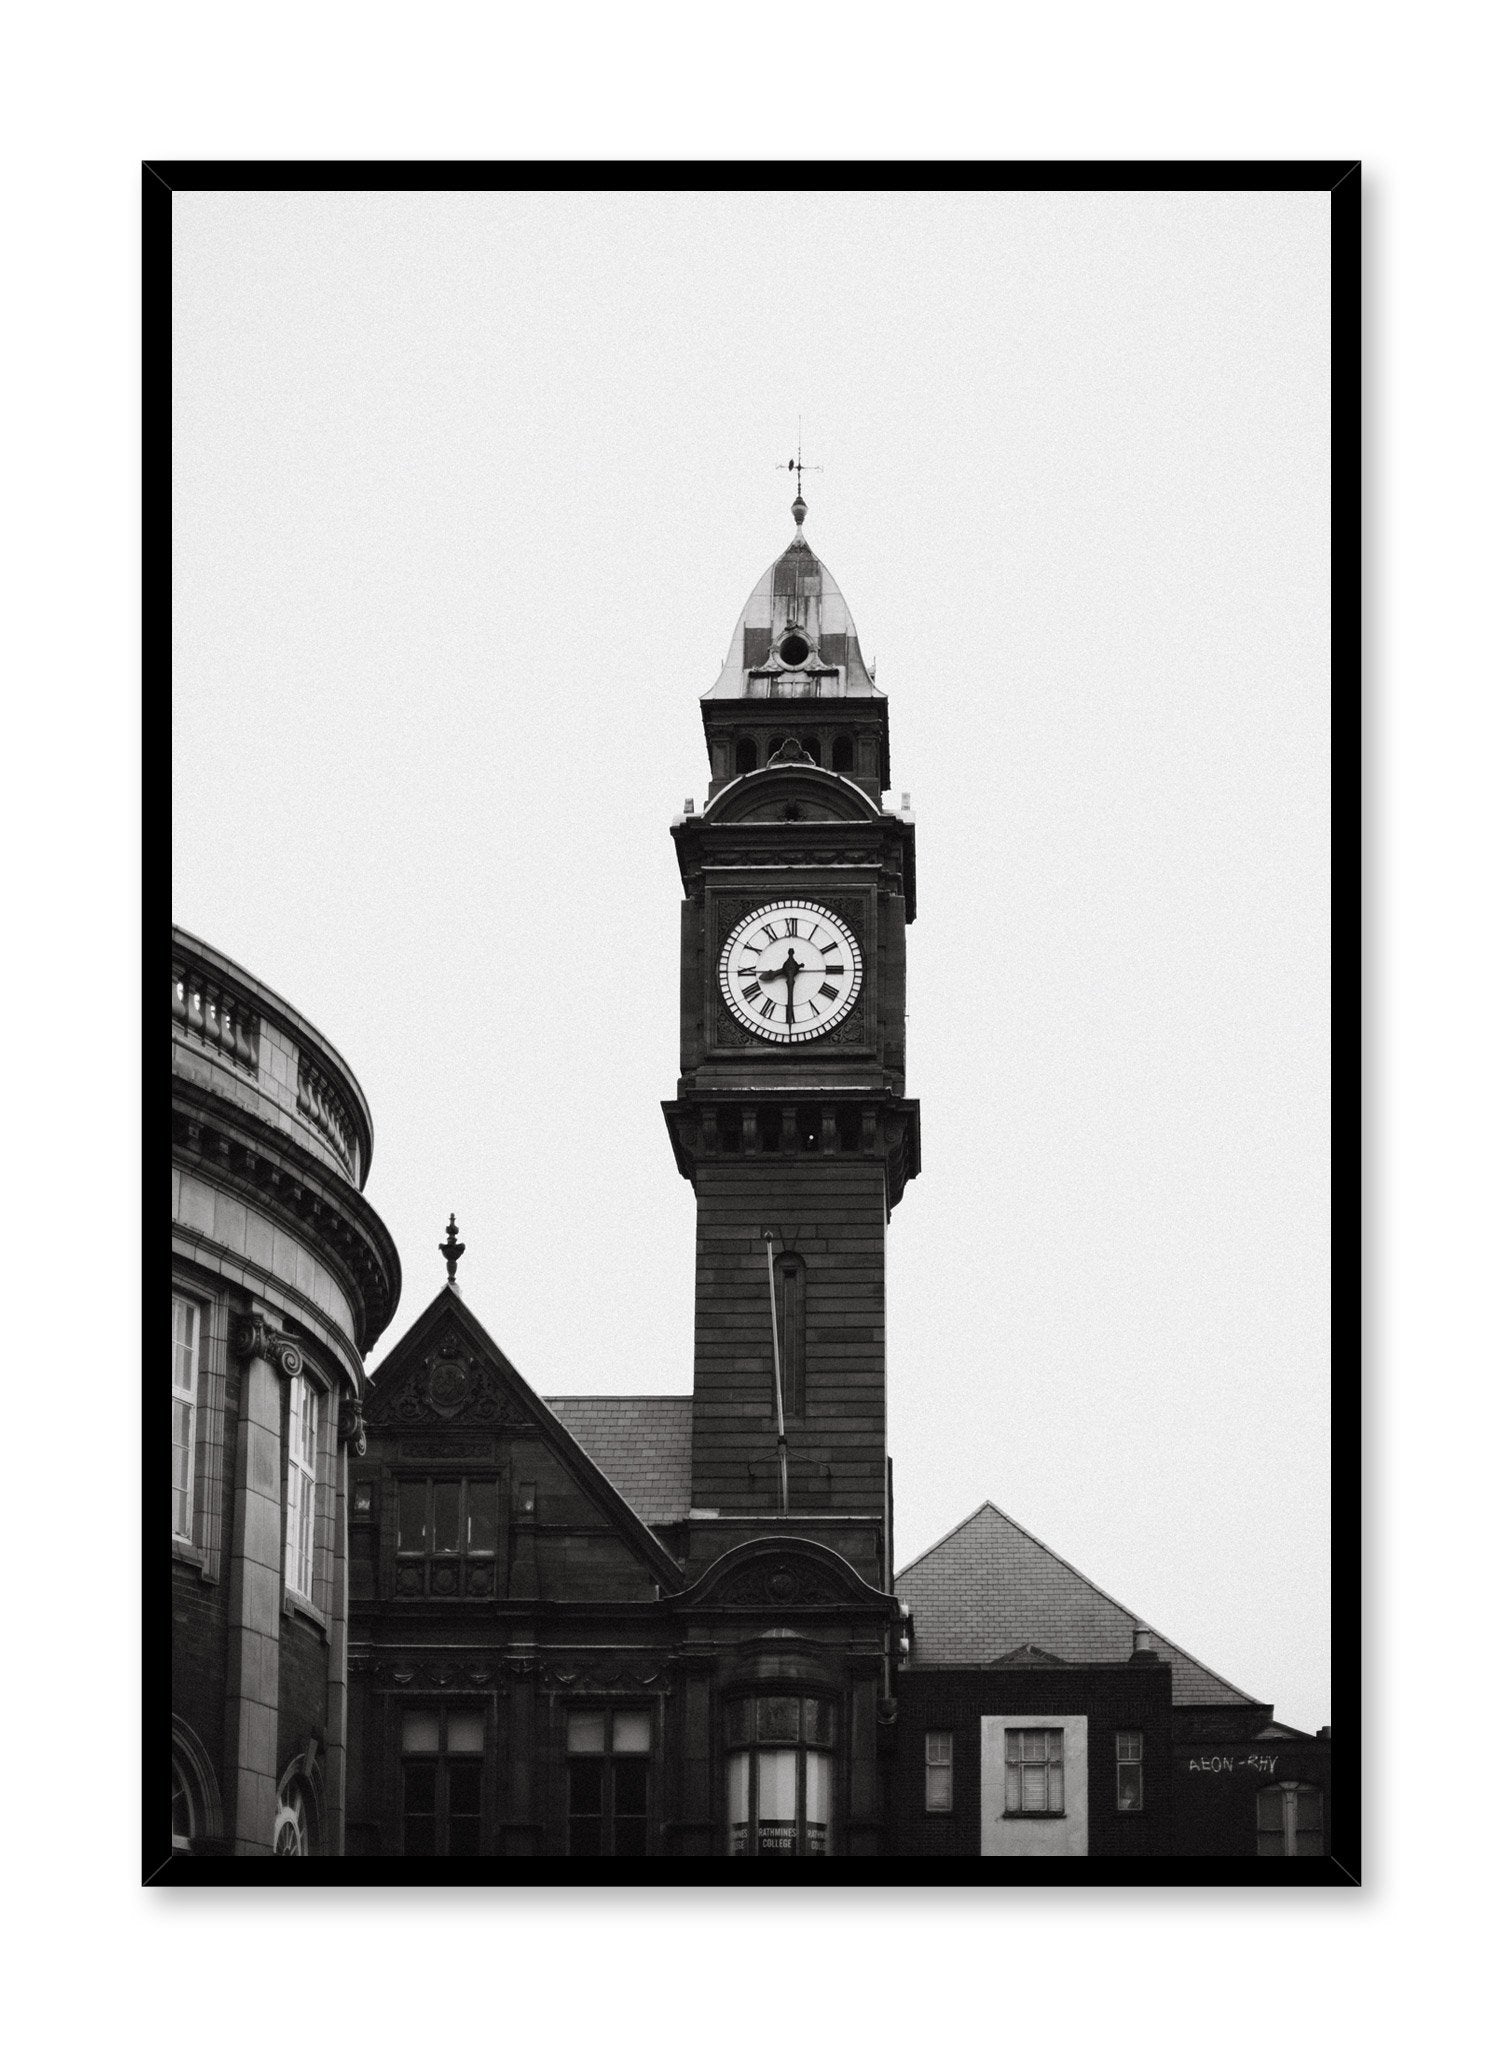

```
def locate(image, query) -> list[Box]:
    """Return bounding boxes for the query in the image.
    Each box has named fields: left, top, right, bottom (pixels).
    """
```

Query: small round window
left=778, top=632, right=810, bottom=666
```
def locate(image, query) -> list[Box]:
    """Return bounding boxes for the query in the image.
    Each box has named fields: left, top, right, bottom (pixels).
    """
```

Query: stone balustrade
left=172, top=963, right=259, bottom=1070
left=171, top=929, right=374, bottom=1191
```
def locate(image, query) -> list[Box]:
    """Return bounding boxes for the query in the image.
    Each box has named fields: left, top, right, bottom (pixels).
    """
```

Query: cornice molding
left=172, top=1077, right=401, bottom=1354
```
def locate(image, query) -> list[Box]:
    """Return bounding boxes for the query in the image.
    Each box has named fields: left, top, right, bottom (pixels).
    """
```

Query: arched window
left=798, top=733, right=821, bottom=767
left=725, top=1694, right=836, bottom=1857
left=171, top=1717, right=222, bottom=1856
left=1256, top=1782, right=1324, bottom=1856
left=756, top=1105, right=782, bottom=1154
left=274, top=1756, right=320, bottom=1856
left=774, top=1253, right=806, bottom=1418
left=735, top=736, right=758, bottom=776
left=171, top=1757, right=194, bottom=1855
left=831, top=734, right=855, bottom=775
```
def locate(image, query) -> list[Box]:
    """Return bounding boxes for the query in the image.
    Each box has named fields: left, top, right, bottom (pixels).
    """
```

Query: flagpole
left=763, top=1230, right=790, bottom=1515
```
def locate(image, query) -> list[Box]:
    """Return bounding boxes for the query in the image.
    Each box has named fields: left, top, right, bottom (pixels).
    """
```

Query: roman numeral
left=819, top=941, right=839, bottom=955
left=740, top=982, right=759, bottom=1000
left=759, top=999, right=776, bottom=1019
left=819, top=983, right=840, bottom=1001
left=824, top=964, right=845, bottom=974
left=761, top=926, right=779, bottom=944
left=784, top=917, right=800, bottom=937
left=807, top=995, right=821, bottom=1014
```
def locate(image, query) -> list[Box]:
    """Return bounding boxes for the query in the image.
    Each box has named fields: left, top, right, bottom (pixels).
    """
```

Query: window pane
left=432, top=1480, right=461, bottom=1553
left=567, top=1711, right=606, bottom=1754
left=568, top=1758, right=603, bottom=1854
left=612, top=1710, right=652, bottom=1754
left=1022, top=1763, right=1047, bottom=1811
left=1118, top=1763, right=1143, bottom=1810
left=1256, top=1788, right=1283, bottom=1830
left=448, top=1761, right=484, bottom=1854
left=614, top=1815, right=649, bottom=1857
left=757, top=1750, right=798, bottom=1824
left=727, top=1752, right=750, bottom=1855
left=568, top=1756, right=603, bottom=1815
left=1048, top=1761, right=1064, bottom=1813
left=1045, top=1729, right=1063, bottom=1762
left=404, top=1763, right=437, bottom=1855
left=1021, top=1729, right=1045, bottom=1763
left=448, top=1759, right=483, bottom=1814
left=926, top=1731, right=953, bottom=1766
left=926, top=1764, right=953, bottom=1813
left=805, top=1749, right=832, bottom=1854
left=1005, top=1729, right=1020, bottom=1764
left=756, top=1697, right=801, bottom=1743
left=803, top=1697, right=835, bottom=1747
left=446, top=1709, right=485, bottom=1754
left=614, top=1756, right=649, bottom=1818
left=398, top=1481, right=426, bottom=1551
left=725, top=1698, right=752, bottom=1748
left=467, top=1481, right=498, bottom=1554
left=402, top=1710, right=441, bottom=1754
left=172, top=1298, right=198, bottom=1389
left=1117, top=1731, right=1142, bottom=1762
left=1295, top=1790, right=1323, bottom=1832
left=806, top=1749, right=832, bottom=1825
left=1005, top=1762, right=1020, bottom=1811
left=1256, top=1832, right=1284, bottom=1855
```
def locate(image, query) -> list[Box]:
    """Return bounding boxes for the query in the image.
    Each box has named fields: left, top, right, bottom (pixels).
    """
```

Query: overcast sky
left=172, top=187, right=1329, bottom=1731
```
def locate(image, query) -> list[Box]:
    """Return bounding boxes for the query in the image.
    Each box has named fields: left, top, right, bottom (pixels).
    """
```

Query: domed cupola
left=699, top=497, right=890, bottom=801
left=706, top=496, right=879, bottom=701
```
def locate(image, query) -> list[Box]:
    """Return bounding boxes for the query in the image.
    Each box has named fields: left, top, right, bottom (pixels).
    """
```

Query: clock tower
left=663, top=495, right=919, bottom=1589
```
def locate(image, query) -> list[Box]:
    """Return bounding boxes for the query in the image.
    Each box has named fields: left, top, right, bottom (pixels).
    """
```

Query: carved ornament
left=234, top=1313, right=303, bottom=1379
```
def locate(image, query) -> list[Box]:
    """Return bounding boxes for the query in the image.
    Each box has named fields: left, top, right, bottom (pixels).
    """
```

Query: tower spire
left=439, top=1212, right=466, bottom=1287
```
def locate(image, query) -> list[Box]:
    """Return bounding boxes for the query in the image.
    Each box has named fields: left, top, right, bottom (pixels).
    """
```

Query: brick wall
left=691, top=1157, right=888, bottom=1519
left=889, top=1664, right=1175, bottom=1856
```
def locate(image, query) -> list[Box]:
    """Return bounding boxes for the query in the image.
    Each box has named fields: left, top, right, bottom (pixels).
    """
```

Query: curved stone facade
left=170, top=928, right=400, bottom=1856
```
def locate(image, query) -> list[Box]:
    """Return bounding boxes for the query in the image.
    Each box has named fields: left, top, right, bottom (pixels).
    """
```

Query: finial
left=779, top=420, right=821, bottom=526
left=439, top=1213, right=466, bottom=1285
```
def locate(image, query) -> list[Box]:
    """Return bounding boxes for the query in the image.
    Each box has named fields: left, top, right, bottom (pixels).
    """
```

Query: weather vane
left=778, top=419, right=823, bottom=502
left=439, top=1213, right=466, bottom=1284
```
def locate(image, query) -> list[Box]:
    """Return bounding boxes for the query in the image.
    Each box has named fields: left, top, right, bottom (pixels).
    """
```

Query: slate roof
left=895, top=1502, right=1262, bottom=1710
left=544, top=1396, right=693, bottom=1528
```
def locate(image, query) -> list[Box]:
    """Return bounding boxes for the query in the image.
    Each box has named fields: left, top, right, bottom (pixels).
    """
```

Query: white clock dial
left=718, top=899, right=863, bottom=1043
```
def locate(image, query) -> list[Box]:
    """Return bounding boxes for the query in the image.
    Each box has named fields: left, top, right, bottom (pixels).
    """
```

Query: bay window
left=725, top=1694, right=836, bottom=1856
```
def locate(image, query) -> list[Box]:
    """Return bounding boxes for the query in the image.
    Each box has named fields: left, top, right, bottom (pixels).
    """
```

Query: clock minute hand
left=778, top=949, right=800, bottom=1029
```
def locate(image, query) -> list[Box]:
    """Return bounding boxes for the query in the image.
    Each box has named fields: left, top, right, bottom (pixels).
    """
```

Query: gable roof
left=544, top=1397, right=693, bottom=1527
left=895, top=1502, right=1262, bottom=1709
left=365, top=1285, right=685, bottom=1591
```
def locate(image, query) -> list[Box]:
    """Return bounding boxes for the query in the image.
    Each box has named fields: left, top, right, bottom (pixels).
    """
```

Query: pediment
left=364, top=1315, right=529, bottom=1431
left=676, top=1537, right=897, bottom=1614
left=705, top=764, right=880, bottom=826
left=991, top=1642, right=1065, bottom=1667
left=362, top=1288, right=687, bottom=1592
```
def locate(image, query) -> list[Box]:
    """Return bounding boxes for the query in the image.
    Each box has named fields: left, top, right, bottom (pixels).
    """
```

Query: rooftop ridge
left=896, top=1498, right=1261, bottom=1708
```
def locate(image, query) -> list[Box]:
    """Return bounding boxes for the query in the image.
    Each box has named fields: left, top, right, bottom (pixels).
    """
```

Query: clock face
left=718, top=899, right=863, bottom=1043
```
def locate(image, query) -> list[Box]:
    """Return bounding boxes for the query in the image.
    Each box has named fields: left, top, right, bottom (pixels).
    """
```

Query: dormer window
left=778, top=630, right=810, bottom=666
